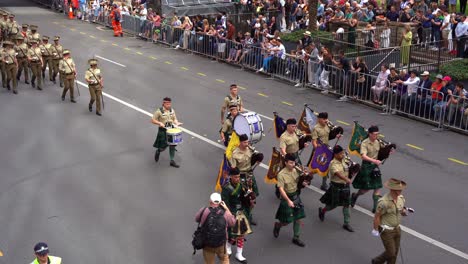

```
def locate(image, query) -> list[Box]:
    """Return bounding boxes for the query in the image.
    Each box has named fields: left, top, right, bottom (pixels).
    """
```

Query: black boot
left=292, top=238, right=305, bottom=247
left=96, top=112, right=102, bottom=116
left=343, top=224, right=354, bottom=232
left=70, top=99, right=77, bottom=103
left=154, top=150, right=160, bottom=162
left=273, top=223, right=281, bottom=238
left=89, top=104, right=92, bottom=112
left=7, top=83, right=10, bottom=90
left=170, top=160, right=180, bottom=168
left=318, top=207, right=325, bottom=222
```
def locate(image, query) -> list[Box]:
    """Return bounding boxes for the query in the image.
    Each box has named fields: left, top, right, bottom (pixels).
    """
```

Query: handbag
left=357, top=75, right=366, bottom=83
left=192, top=207, right=206, bottom=254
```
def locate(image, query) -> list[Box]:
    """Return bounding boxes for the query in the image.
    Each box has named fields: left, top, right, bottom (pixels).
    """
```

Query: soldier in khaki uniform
left=220, top=104, right=239, bottom=146
left=2, top=41, right=18, bottom=93
left=220, top=84, right=243, bottom=124
left=59, top=49, right=76, bottom=102
left=27, top=25, right=41, bottom=46
left=20, top=24, right=29, bottom=40
left=0, top=43, right=6, bottom=88
left=15, top=35, right=30, bottom=84
left=0, top=12, right=8, bottom=42
left=84, top=58, right=103, bottom=116
left=372, top=178, right=408, bottom=264
left=318, top=145, right=354, bottom=232
left=49, top=36, right=63, bottom=86
left=6, top=14, right=19, bottom=41
left=279, top=118, right=302, bottom=164
left=39, top=36, right=53, bottom=81
left=27, top=39, right=43, bottom=90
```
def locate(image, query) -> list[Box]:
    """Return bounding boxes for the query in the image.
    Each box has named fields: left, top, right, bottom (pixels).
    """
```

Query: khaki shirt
left=376, top=193, right=405, bottom=227
left=230, top=147, right=253, bottom=172
left=59, top=57, right=75, bottom=74
left=6, top=20, right=19, bottom=35
left=2, top=49, right=16, bottom=64
left=223, top=94, right=243, bottom=110
left=15, top=43, right=29, bottom=58
left=360, top=138, right=380, bottom=159
left=39, top=43, right=52, bottom=56
left=329, top=158, right=348, bottom=184
left=0, top=20, right=6, bottom=31
left=312, top=123, right=330, bottom=145
left=277, top=167, right=300, bottom=194
left=27, top=32, right=41, bottom=44
left=153, top=107, right=176, bottom=126
left=49, top=44, right=63, bottom=59
left=27, top=47, right=42, bottom=62
left=221, top=117, right=233, bottom=134
left=279, top=131, right=299, bottom=154
left=85, top=68, right=102, bottom=86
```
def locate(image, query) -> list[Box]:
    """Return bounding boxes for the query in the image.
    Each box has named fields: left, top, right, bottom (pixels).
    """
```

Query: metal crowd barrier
left=441, top=93, right=468, bottom=132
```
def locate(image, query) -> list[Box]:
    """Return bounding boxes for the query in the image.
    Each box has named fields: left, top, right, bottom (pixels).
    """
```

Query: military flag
left=215, top=154, right=231, bottom=192
left=297, top=105, right=317, bottom=134
left=308, top=140, right=333, bottom=177
left=348, top=121, right=368, bottom=157
left=264, top=147, right=284, bottom=184
left=273, top=112, right=287, bottom=139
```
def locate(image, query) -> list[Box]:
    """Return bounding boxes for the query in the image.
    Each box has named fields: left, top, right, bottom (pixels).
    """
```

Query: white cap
left=210, top=193, right=221, bottom=204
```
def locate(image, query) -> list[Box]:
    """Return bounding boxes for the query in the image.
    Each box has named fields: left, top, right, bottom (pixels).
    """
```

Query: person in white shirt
left=396, top=70, right=420, bottom=112
left=441, top=10, right=452, bottom=50
left=371, top=64, right=390, bottom=104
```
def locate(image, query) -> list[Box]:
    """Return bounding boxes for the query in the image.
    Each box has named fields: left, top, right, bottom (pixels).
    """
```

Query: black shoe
left=53, top=79, right=56, bottom=84
left=13, top=90, right=17, bottom=94
left=154, top=150, right=160, bottom=162
left=96, top=112, right=102, bottom=116
left=318, top=207, right=325, bottom=222
left=371, top=259, right=377, bottom=264
left=70, top=99, right=77, bottom=103
left=37, top=87, right=42, bottom=90
left=32, top=82, right=35, bottom=88
left=120, top=33, right=123, bottom=37
left=273, top=223, right=280, bottom=238
left=249, top=218, right=257, bottom=226
left=292, top=238, right=305, bottom=247
left=25, top=81, right=29, bottom=84
left=320, top=184, right=328, bottom=191
left=60, top=83, right=63, bottom=87
left=235, top=256, right=248, bottom=263
left=42, top=72, right=45, bottom=78
left=61, top=96, right=65, bottom=101
left=16, top=75, right=20, bottom=80
left=170, top=160, right=180, bottom=168
left=89, top=104, right=92, bottom=112
left=7, top=84, right=10, bottom=90
left=351, top=193, right=358, bottom=208
left=343, top=224, right=354, bottom=232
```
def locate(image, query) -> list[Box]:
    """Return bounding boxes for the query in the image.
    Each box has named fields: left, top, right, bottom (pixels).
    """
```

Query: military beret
left=229, top=167, right=240, bottom=176
left=368, top=125, right=379, bottom=133
left=239, top=134, right=249, bottom=142
left=318, top=112, right=328, bottom=119
left=284, top=153, right=296, bottom=162
left=333, top=145, right=344, bottom=154
left=286, top=118, right=297, bottom=125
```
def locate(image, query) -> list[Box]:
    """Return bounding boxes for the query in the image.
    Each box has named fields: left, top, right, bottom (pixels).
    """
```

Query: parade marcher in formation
left=27, top=25, right=41, bottom=46
left=2, top=41, right=18, bottom=94
left=15, top=35, right=30, bottom=84
left=0, top=12, right=8, bottom=42
left=20, top=23, right=29, bottom=39
left=371, top=178, right=408, bottom=264
left=0, top=42, right=6, bottom=88
left=273, top=153, right=311, bottom=247
left=50, top=36, right=63, bottom=86
left=152, top=97, right=183, bottom=168
left=59, top=49, right=76, bottom=102
left=221, top=168, right=252, bottom=263
left=279, top=118, right=304, bottom=164
left=27, top=39, right=43, bottom=90
left=318, top=145, right=354, bottom=232
left=85, top=58, right=103, bottom=116
left=6, top=14, right=19, bottom=41
left=229, top=133, right=262, bottom=225
left=220, top=84, right=243, bottom=125
left=31, top=242, right=62, bottom=264
left=220, top=104, right=239, bottom=146
left=39, top=36, right=53, bottom=81
left=351, top=125, right=383, bottom=213
left=110, top=4, right=123, bottom=37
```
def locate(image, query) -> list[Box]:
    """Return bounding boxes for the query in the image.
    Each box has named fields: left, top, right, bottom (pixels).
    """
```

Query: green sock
left=343, top=207, right=350, bottom=224
left=293, top=221, right=300, bottom=238
left=372, top=194, right=381, bottom=212
left=169, top=146, right=175, bottom=160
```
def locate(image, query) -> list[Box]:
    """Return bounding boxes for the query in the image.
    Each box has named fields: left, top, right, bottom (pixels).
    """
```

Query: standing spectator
left=306, top=42, right=319, bottom=86
left=289, top=0, right=298, bottom=31
left=195, top=193, right=236, bottom=264
left=348, top=13, right=358, bottom=48
left=431, top=10, right=443, bottom=50
left=399, top=6, right=412, bottom=22
left=461, top=0, right=467, bottom=14
left=371, top=64, right=390, bottom=104
left=400, top=24, right=412, bottom=66
left=320, top=47, right=333, bottom=93
left=455, top=15, right=468, bottom=58
left=380, top=21, right=391, bottom=48
left=350, top=57, right=370, bottom=99
left=91, top=0, right=100, bottom=23
left=332, top=50, right=351, bottom=100
left=383, top=68, right=401, bottom=107
left=441, top=9, right=452, bottom=51
left=78, top=0, right=87, bottom=20
left=226, top=20, right=236, bottom=40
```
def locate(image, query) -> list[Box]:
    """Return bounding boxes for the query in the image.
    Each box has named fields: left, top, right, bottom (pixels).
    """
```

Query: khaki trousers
left=17, top=58, right=29, bottom=82
left=52, top=59, right=62, bottom=85
left=373, top=227, right=401, bottom=264
left=62, top=74, right=75, bottom=99
left=89, top=85, right=102, bottom=113
left=1, top=62, right=6, bottom=87
left=31, top=62, right=43, bottom=89
left=202, top=245, right=229, bottom=264
left=42, top=56, right=53, bottom=80
left=5, top=63, right=18, bottom=91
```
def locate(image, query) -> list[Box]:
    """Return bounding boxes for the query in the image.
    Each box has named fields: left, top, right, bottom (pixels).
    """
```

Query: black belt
left=331, top=182, right=349, bottom=188
left=65, top=73, right=74, bottom=75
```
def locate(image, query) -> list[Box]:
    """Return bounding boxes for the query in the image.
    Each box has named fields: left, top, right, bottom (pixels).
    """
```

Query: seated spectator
left=446, top=82, right=466, bottom=126
left=371, top=64, right=390, bottom=104
left=382, top=67, right=400, bottom=106
left=396, top=70, right=420, bottom=113
left=415, top=71, right=432, bottom=116
left=433, top=76, right=451, bottom=121
left=227, top=31, right=244, bottom=63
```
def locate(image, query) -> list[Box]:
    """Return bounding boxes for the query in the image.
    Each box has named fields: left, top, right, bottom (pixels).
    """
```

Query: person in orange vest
left=110, top=4, right=123, bottom=37
left=31, top=242, right=62, bottom=264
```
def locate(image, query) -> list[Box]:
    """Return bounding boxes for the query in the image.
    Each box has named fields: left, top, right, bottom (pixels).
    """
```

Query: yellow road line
left=282, top=101, right=293, bottom=106
left=70, top=28, right=76, bottom=31
left=124, top=47, right=131, bottom=51
left=89, top=35, right=96, bottom=38
left=216, top=79, right=225, bottom=83
left=0, top=249, right=3, bottom=256
left=406, top=144, right=424, bottom=151
left=258, top=93, right=269, bottom=98
left=149, top=56, right=157, bottom=60
left=336, top=120, right=350, bottom=126
left=197, top=72, right=206, bottom=76
left=238, top=86, right=247, bottom=90
left=61, top=25, right=66, bottom=28
left=112, top=43, right=118, bottom=46
left=165, top=61, right=172, bottom=64
left=53, top=21, right=59, bottom=24
left=80, top=32, right=86, bottom=35
left=448, top=158, right=468, bottom=166
left=136, top=51, right=143, bottom=55
left=100, top=39, right=108, bottom=42
left=180, top=67, right=188, bottom=70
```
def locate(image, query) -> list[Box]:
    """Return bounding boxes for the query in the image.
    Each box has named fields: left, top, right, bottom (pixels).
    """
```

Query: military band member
left=318, top=145, right=354, bottom=232
left=6, top=14, right=19, bottom=41
left=27, top=39, right=43, bottom=90
left=59, top=49, right=76, bottom=102
left=279, top=118, right=304, bottom=164
left=220, top=84, right=243, bottom=124
left=371, top=178, right=408, bottom=264
left=2, top=41, right=18, bottom=94
left=152, top=97, right=183, bottom=168
left=15, top=35, right=29, bottom=84
left=85, top=58, right=103, bottom=116
left=50, top=36, right=63, bottom=86
left=220, top=104, right=239, bottom=146
left=273, top=153, right=311, bottom=247
left=39, top=36, right=53, bottom=81
left=27, top=25, right=41, bottom=46
left=221, top=168, right=252, bottom=263
left=351, top=125, right=382, bottom=213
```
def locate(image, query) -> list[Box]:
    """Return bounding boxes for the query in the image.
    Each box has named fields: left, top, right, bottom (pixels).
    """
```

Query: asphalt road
left=0, top=1, right=467, bottom=263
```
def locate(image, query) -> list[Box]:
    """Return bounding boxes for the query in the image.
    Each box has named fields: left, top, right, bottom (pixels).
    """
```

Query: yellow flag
left=225, top=132, right=240, bottom=160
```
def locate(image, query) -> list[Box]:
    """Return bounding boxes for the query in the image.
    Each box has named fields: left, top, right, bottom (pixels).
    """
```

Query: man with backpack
left=195, top=192, right=236, bottom=264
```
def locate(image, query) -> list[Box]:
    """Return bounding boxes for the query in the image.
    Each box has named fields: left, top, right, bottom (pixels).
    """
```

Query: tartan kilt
left=153, top=127, right=168, bottom=150
left=352, top=161, right=383, bottom=190
left=320, top=182, right=351, bottom=207
left=275, top=192, right=306, bottom=223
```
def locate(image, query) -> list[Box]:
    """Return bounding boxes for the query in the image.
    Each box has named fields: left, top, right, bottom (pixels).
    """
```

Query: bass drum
left=233, top=111, right=264, bottom=144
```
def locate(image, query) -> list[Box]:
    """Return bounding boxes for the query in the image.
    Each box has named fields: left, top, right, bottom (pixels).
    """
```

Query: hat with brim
left=88, top=58, right=98, bottom=66
left=54, top=36, right=60, bottom=41
left=30, top=25, right=38, bottom=30
left=303, top=31, right=311, bottom=36
left=63, top=49, right=70, bottom=55
left=9, top=14, right=14, bottom=18
left=3, top=41, right=13, bottom=46
left=34, top=242, right=49, bottom=256
left=22, top=24, right=28, bottom=28
left=420, top=71, right=430, bottom=76
left=210, top=192, right=221, bottom=204
left=16, top=35, right=24, bottom=40
left=29, top=39, right=38, bottom=44
left=384, top=178, right=407, bottom=191
left=42, top=36, right=50, bottom=41
left=435, top=74, right=443, bottom=80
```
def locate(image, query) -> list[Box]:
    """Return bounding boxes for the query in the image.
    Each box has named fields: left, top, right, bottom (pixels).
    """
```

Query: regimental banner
left=215, top=155, right=231, bottom=192
left=226, top=131, right=240, bottom=161
left=273, top=112, right=287, bottom=139
left=348, top=121, right=368, bottom=157
left=308, top=140, right=333, bottom=177
left=264, top=147, right=284, bottom=184
left=297, top=105, right=317, bottom=134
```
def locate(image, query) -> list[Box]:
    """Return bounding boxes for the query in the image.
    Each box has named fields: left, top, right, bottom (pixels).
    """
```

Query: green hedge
left=440, top=59, right=468, bottom=81
left=280, top=30, right=334, bottom=43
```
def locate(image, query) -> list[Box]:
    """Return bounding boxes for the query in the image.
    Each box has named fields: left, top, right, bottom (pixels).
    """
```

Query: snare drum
left=166, top=128, right=183, bottom=145
left=233, top=111, right=263, bottom=144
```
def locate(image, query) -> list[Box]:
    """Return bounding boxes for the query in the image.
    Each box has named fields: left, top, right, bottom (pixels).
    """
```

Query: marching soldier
left=0, top=12, right=8, bottom=42
left=221, top=168, right=252, bottom=263
left=20, top=23, right=29, bottom=39
left=220, top=104, right=239, bottom=146
left=50, top=36, right=63, bottom=86
left=2, top=41, right=18, bottom=94
left=39, top=36, right=53, bottom=81
left=279, top=118, right=307, bottom=164
left=220, top=84, right=243, bottom=124
left=27, top=25, right=41, bottom=45
left=31, top=242, right=62, bottom=264
left=15, top=35, right=30, bottom=84
left=318, top=145, right=354, bottom=232
left=27, top=39, right=43, bottom=90
left=6, top=14, right=19, bottom=41
left=273, top=153, right=311, bottom=247
left=59, top=49, right=76, bottom=102
left=151, top=97, right=183, bottom=168
left=0, top=42, right=6, bottom=88
left=371, top=178, right=409, bottom=264
left=85, top=58, right=103, bottom=116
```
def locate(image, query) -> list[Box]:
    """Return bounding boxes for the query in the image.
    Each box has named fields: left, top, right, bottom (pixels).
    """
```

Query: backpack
left=202, top=207, right=227, bottom=248
left=114, top=10, right=121, bottom=22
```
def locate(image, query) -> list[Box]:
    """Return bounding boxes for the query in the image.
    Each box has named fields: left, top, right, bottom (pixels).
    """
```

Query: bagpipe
left=344, top=151, right=361, bottom=179
left=240, top=146, right=264, bottom=209
left=326, top=120, right=344, bottom=141
left=377, top=138, right=396, bottom=163
left=296, top=165, right=313, bottom=192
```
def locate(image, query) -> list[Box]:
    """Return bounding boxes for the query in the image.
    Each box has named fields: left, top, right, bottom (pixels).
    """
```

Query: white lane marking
left=75, top=80, right=468, bottom=261
left=244, top=108, right=273, bottom=121
left=96, top=26, right=106, bottom=31
left=94, top=55, right=126, bottom=68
